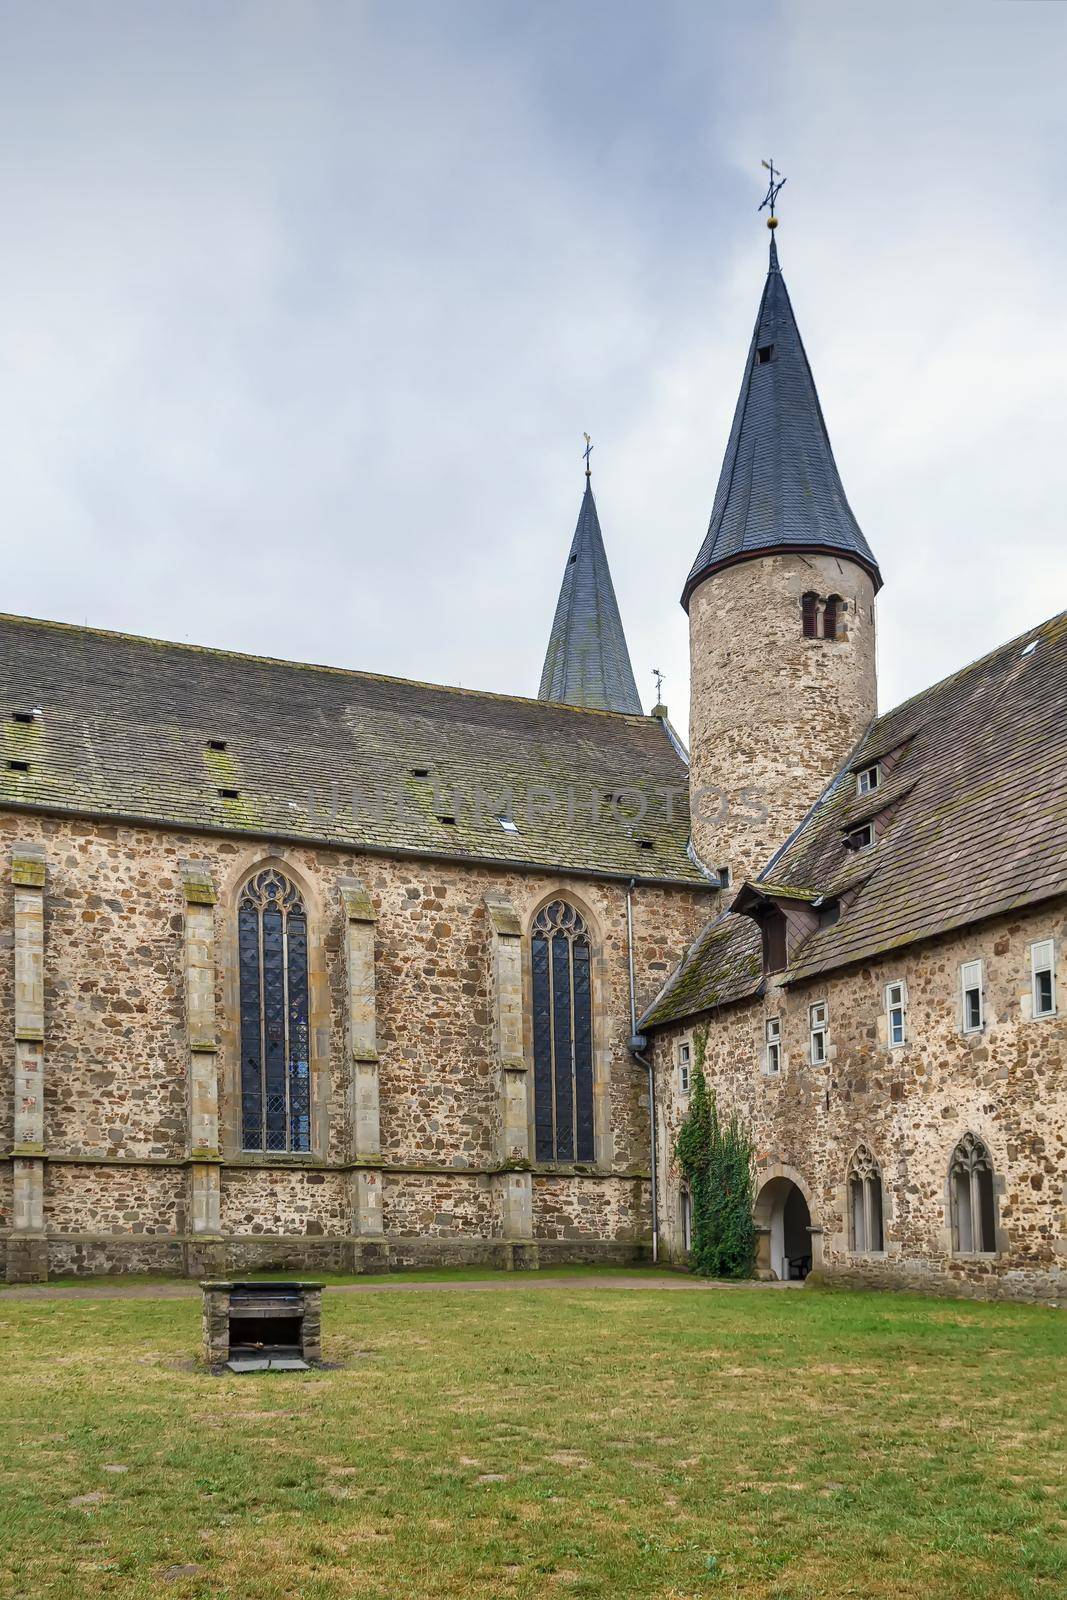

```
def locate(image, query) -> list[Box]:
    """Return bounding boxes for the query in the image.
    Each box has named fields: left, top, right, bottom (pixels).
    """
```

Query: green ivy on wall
left=675, top=1026, right=757, bottom=1280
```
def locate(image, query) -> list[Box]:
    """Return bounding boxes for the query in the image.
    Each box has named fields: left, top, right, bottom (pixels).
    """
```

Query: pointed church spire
left=682, top=234, right=882, bottom=610
left=538, top=454, right=643, bottom=715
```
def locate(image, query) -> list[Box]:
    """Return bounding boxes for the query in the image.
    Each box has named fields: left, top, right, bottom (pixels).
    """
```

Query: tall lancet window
left=238, top=868, right=311, bottom=1153
left=531, top=900, right=595, bottom=1163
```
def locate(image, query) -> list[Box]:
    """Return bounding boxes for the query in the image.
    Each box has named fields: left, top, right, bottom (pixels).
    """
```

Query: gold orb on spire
left=767, top=215, right=778, bottom=229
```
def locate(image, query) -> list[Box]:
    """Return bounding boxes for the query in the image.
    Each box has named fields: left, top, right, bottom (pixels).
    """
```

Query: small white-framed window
left=681, top=1188, right=692, bottom=1253
left=678, top=1040, right=692, bottom=1096
left=809, top=1001, right=828, bottom=1064
left=960, top=959, right=983, bottom=1033
left=763, top=1017, right=782, bottom=1075
left=1031, top=939, right=1056, bottom=1018
left=885, top=979, right=907, bottom=1048
left=845, top=822, right=874, bottom=852
left=856, top=763, right=881, bottom=796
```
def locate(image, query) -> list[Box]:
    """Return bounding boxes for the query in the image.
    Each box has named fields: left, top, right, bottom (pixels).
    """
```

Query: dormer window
left=844, top=822, right=874, bottom=852
left=761, top=908, right=788, bottom=972
left=856, top=763, right=881, bottom=796
left=756, top=344, right=775, bottom=365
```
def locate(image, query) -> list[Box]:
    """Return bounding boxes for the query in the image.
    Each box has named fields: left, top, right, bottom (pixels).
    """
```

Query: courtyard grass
left=0, top=1284, right=1063, bottom=1599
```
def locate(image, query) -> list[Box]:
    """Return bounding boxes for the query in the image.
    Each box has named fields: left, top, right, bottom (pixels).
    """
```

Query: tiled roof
left=641, top=609, right=1067, bottom=1023
left=682, top=238, right=882, bottom=609
left=0, top=612, right=708, bottom=886
left=639, top=911, right=762, bottom=1029
left=539, top=481, right=643, bottom=714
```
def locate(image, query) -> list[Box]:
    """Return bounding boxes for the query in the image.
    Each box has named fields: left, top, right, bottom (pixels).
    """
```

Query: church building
left=2, top=226, right=1064, bottom=1299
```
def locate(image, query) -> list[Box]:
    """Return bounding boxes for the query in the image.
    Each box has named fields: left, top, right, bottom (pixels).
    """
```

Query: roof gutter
left=0, top=798, right=712, bottom=892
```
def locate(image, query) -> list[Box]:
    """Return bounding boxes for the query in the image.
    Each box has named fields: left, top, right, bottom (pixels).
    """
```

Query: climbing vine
left=675, top=1026, right=757, bottom=1279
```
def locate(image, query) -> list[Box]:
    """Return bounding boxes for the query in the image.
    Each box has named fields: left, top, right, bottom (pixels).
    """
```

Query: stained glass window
left=238, top=868, right=311, bottom=1152
left=532, top=900, right=594, bottom=1163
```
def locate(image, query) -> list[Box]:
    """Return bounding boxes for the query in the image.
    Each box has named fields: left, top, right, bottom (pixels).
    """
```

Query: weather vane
left=652, top=667, right=664, bottom=703
left=758, top=158, right=786, bottom=229
left=582, top=432, right=593, bottom=478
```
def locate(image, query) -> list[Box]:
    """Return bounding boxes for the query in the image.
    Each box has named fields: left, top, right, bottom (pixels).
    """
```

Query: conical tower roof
left=538, top=479, right=642, bottom=714
left=682, top=236, right=881, bottom=610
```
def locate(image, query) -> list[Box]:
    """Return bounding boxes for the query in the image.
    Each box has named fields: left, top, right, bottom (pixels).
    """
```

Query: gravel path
left=1, top=1272, right=802, bottom=1302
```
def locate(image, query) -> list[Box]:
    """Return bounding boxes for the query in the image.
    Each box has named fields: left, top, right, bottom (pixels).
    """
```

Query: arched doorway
left=754, top=1175, right=813, bottom=1280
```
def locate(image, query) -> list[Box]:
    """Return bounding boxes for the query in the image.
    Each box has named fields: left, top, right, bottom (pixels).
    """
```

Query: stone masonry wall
left=0, top=811, right=712, bottom=1276
left=654, top=897, right=1067, bottom=1303
left=688, top=553, right=877, bottom=884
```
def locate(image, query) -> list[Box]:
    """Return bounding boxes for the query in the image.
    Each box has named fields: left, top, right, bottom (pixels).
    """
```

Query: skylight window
left=1021, top=639, right=1038, bottom=657
left=498, top=816, right=519, bottom=833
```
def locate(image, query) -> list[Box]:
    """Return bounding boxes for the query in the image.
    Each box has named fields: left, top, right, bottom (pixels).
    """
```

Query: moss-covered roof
left=640, top=911, right=762, bottom=1028
left=643, top=608, right=1067, bottom=1024
left=0, top=612, right=708, bottom=886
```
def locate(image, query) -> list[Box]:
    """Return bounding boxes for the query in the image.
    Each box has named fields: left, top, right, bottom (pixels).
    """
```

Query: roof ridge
left=0, top=609, right=656, bottom=725
left=870, top=609, right=1067, bottom=731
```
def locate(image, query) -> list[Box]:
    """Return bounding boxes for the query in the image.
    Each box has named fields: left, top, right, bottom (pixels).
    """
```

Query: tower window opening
left=756, top=344, right=775, bottom=365
left=823, top=595, right=842, bottom=641
left=801, top=592, right=819, bottom=639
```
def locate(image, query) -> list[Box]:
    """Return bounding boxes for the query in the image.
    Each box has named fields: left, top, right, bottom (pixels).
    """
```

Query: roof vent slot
left=411, top=767, right=429, bottom=778
left=7, top=759, right=29, bottom=772
left=637, top=839, right=655, bottom=851
left=218, top=787, right=240, bottom=800
left=756, top=344, right=775, bottom=365
left=207, top=738, right=228, bottom=752
left=437, top=815, right=456, bottom=826
left=11, top=710, right=37, bottom=724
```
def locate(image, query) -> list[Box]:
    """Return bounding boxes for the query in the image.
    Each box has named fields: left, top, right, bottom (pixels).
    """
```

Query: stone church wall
left=0, top=811, right=712, bottom=1278
left=653, top=897, right=1067, bottom=1304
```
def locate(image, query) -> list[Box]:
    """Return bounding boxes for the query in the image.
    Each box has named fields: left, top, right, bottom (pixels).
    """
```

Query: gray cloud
left=1, top=0, right=1064, bottom=739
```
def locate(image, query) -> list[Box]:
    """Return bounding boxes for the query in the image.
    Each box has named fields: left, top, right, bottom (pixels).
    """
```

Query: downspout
left=626, top=878, right=658, bottom=1265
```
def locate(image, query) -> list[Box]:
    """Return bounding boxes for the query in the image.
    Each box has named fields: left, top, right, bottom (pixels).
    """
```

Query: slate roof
left=539, top=481, right=643, bottom=714
left=0, top=612, right=708, bottom=886
left=682, top=238, right=882, bottom=610
left=641, top=609, right=1067, bottom=1025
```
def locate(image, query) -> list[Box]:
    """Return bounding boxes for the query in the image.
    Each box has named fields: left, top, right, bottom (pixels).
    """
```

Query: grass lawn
left=0, top=1283, right=1063, bottom=1599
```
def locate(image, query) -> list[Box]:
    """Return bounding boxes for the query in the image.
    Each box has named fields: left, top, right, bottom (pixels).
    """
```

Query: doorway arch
left=754, top=1172, right=814, bottom=1280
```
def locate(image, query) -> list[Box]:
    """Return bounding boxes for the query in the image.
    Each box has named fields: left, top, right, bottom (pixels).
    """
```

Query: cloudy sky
left=2, top=1, right=1064, bottom=735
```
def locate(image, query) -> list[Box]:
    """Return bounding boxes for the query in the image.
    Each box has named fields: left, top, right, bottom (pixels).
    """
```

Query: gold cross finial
left=758, top=158, right=786, bottom=229
left=582, top=432, right=593, bottom=478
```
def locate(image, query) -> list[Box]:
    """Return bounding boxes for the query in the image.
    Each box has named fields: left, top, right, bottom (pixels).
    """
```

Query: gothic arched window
left=950, top=1133, right=997, bottom=1253
left=238, top=868, right=311, bottom=1153
left=848, top=1144, right=885, bottom=1252
left=531, top=900, right=594, bottom=1163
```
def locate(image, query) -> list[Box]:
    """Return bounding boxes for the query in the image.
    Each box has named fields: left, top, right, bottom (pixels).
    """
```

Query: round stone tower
left=685, top=236, right=881, bottom=886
